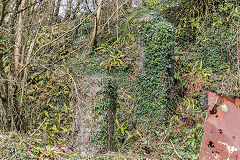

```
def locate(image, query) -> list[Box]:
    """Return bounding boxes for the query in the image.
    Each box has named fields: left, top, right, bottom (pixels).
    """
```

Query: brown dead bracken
left=199, top=92, right=240, bottom=160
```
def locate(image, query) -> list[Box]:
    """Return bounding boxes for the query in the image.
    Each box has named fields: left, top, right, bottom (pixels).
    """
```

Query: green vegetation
left=0, top=0, right=239, bottom=159
left=136, top=13, right=177, bottom=129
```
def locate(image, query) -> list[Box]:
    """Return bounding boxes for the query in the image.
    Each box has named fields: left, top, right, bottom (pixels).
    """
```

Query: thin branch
left=17, top=3, right=105, bottom=76
left=19, top=15, right=43, bottom=109
left=67, top=73, right=81, bottom=104
left=29, top=118, right=47, bottom=137
left=170, top=139, right=182, bottom=159
left=85, top=0, right=93, bottom=13
left=98, top=0, right=130, bottom=35
left=16, top=1, right=40, bottom=14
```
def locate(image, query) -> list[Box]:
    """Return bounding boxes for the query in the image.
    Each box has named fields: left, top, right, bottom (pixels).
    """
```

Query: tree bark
left=2, top=0, right=15, bottom=25
left=13, top=0, right=26, bottom=72
left=91, top=0, right=103, bottom=50
left=49, top=0, right=55, bottom=22
left=0, top=0, right=9, bottom=26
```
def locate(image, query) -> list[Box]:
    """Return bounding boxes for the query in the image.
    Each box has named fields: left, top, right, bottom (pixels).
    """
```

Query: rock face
left=74, top=76, right=104, bottom=156
left=199, top=92, right=240, bottom=160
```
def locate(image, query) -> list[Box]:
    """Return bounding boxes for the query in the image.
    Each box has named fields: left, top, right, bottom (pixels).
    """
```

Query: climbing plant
left=136, top=13, right=178, bottom=130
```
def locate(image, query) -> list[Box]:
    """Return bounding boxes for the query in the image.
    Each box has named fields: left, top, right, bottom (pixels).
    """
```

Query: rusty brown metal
left=199, top=92, right=240, bottom=160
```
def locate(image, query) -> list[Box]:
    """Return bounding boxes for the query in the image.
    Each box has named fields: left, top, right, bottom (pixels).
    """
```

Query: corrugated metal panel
left=199, top=92, right=240, bottom=160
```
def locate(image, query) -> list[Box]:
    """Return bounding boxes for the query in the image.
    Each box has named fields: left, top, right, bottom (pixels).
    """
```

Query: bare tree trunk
left=3, top=0, right=15, bottom=24
left=49, top=0, right=55, bottom=22
left=91, top=0, right=103, bottom=50
left=14, top=0, right=26, bottom=72
left=19, top=16, right=43, bottom=119
left=0, top=0, right=9, bottom=26
left=2, top=0, right=21, bottom=131
left=14, top=0, right=27, bottom=130
left=65, top=0, right=73, bottom=19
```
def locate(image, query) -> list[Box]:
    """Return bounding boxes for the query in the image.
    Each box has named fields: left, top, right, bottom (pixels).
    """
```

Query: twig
left=98, top=0, right=131, bottom=35
left=17, top=2, right=106, bottom=76
left=158, top=131, right=168, bottom=147
left=67, top=72, right=81, bottom=104
left=170, top=139, right=181, bottom=159
left=19, top=14, right=44, bottom=109
left=29, top=118, right=46, bottom=137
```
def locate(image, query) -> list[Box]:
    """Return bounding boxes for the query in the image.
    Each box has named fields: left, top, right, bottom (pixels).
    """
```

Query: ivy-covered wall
left=136, top=13, right=177, bottom=130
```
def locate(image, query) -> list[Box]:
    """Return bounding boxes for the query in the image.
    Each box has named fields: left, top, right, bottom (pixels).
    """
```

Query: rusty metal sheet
left=199, top=92, right=240, bottom=160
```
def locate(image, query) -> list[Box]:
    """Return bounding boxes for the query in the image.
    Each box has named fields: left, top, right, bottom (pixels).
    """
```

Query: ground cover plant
left=0, top=0, right=239, bottom=159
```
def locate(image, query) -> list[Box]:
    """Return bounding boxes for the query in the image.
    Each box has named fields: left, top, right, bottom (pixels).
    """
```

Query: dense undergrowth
left=0, top=0, right=239, bottom=159
left=136, top=13, right=177, bottom=130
